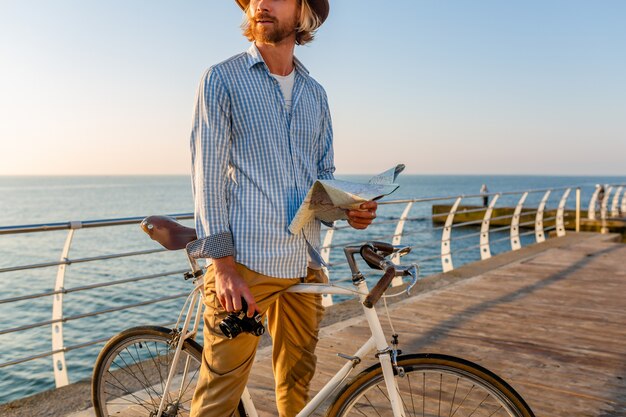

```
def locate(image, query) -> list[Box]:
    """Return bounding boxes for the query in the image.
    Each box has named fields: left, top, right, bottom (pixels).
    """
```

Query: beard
left=250, top=11, right=297, bottom=44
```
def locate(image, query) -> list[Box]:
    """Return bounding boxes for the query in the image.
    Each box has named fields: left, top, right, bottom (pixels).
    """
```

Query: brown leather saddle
left=140, top=215, right=197, bottom=250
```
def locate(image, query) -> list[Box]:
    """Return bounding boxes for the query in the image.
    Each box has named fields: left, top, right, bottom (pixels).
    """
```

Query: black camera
left=218, top=298, right=265, bottom=339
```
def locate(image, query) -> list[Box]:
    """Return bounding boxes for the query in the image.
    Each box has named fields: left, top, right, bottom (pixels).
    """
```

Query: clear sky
left=1, top=0, right=625, bottom=176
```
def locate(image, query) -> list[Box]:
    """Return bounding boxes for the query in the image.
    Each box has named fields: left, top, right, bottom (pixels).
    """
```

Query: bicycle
left=91, top=215, right=535, bottom=417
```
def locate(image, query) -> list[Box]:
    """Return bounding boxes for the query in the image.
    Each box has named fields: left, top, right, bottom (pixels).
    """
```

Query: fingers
left=359, top=200, right=378, bottom=211
left=232, top=296, right=242, bottom=313
left=347, top=200, right=378, bottom=230
left=347, top=215, right=374, bottom=229
left=221, top=295, right=235, bottom=313
left=347, top=209, right=377, bottom=221
left=348, top=219, right=370, bottom=229
left=214, top=268, right=257, bottom=315
left=225, top=292, right=258, bottom=318
left=241, top=288, right=259, bottom=318
left=218, top=288, right=252, bottom=314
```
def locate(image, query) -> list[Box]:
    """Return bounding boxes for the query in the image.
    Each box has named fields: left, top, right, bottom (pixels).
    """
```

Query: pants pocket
left=305, top=268, right=329, bottom=284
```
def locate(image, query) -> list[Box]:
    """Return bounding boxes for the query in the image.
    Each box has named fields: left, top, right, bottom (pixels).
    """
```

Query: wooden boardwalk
left=248, top=233, right=626, bottom=416
left=11, top=232, right=622, bottom=417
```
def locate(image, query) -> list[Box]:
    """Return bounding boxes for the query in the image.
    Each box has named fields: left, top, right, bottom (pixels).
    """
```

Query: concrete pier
left=432, top=204, right=626, bottom=236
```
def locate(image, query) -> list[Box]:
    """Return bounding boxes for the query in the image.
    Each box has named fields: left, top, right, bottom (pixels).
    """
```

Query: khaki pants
left=190, top=263, right=326, bottom=417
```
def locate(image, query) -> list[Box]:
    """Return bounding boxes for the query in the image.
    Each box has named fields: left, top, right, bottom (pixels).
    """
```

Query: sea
left=0, top=174, right=624, bottom=404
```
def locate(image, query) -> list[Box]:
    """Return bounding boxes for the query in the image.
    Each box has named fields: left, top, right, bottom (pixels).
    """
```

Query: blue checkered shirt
left=189, top=44, right=335, bottom=278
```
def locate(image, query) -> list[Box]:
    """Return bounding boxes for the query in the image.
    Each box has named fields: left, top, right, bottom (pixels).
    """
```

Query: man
left=189, top=1, right=377, bottom=416
left=480, top=184, right=489, bottom=207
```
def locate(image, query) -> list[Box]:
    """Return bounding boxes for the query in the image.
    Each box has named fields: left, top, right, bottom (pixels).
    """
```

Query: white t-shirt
left=273, top=69, right=323, bottom=269
left=271, top=70, right=295, bottom=113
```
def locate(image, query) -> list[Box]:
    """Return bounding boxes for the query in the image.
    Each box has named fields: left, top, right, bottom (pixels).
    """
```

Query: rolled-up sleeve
left=317, top=91, right=335, bottom=181
left=188, top=67, right=235, bottom=259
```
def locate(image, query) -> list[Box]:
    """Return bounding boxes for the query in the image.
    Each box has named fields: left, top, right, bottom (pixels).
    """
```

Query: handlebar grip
left=141, top=216, right=197, bottom=251
left=368, top=241, right=395, bottom=256
left=363, top=266, right=396, bottom=308
left=360, top=245, right=385, bottom=268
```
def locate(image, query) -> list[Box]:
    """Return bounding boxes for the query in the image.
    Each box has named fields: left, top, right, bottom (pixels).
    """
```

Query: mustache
left=253, top=12, right=276, bottom=23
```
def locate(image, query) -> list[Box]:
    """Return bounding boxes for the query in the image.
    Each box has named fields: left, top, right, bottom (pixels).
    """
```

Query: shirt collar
left=246, top=43, right=309, bottom=75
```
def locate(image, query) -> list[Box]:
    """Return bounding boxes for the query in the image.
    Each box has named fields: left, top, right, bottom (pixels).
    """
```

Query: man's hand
left=347, top=201, right=378, bottom=230
left=213, top=256, right=258, bottom=318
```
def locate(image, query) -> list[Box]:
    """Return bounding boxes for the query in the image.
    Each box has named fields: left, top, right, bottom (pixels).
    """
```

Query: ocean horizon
left=2, top=173, right=624, bottom=226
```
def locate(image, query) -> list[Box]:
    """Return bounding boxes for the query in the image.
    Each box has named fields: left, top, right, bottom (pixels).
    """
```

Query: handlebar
left=349, top=242, right=419, bottom=309
left=362, top=265, right=396, bottom=308
left=139, top=217, right=418, bottom=306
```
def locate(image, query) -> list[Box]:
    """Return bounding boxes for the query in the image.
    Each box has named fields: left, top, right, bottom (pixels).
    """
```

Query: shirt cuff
left=186, top=232, right=235, bottom=259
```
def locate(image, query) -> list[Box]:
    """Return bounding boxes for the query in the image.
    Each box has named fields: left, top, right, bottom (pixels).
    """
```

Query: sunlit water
left=0, top=174, right=622, bottom=404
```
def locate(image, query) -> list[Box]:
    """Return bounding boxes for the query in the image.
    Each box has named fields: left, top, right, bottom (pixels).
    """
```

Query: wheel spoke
left=143, top=339, right=172, bottom=404
left=422, top=371, right=425, bottom=417
left=448, top=378, right=459, bottom=417
left=363, top=393, right=383, bottom=417
left=395, top=385, right=411, bottom=417
left=143, top=341, right=168, bottom=396
left=329, top=356, right=532, bottom=417
left=111, top=348, right=160, bottom=406
left=126, top=343, right=161, bottom=403
left=407, top=373, right=416, bottom=417
left=180, top=361, right=202, bottom=401
left=351, top=402, right=372, bottom=417
left=468, top=392, right=491, bottom=417
left=103, top=376, right=155, bottom=414
left=93, top=329, right=202, bottom=417
left=438, top=373, right=442, bottom=417
left=488, top=405, right=504, bottom=417
left=451, top=384, right=474, bottom=417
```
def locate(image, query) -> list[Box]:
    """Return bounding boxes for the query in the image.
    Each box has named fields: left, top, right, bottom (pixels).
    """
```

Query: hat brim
left=235, top=0, right=329, bottom=25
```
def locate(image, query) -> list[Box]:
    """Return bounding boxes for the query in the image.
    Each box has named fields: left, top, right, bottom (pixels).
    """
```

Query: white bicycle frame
left=156, top=258, right=408, bottom=417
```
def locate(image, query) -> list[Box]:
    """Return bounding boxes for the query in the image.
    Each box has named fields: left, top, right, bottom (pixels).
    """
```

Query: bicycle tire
left=91, top=325, right=203, bottom=417
left=325, top=353, right=535, bottom=417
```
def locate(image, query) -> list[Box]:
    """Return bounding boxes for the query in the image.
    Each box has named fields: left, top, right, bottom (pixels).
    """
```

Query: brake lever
left=404, top=264, right=420, bottom=295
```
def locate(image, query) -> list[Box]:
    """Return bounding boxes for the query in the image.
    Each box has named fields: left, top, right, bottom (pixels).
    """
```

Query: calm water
left=0, top=174, right=624, bottom=404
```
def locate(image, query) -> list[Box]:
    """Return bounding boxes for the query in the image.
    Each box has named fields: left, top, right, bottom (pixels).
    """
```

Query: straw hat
left=235, top=0, right=330, bottom=25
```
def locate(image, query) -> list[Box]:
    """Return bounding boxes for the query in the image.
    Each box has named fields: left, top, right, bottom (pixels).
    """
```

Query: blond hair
left=241, top=0, right=321, bottom=46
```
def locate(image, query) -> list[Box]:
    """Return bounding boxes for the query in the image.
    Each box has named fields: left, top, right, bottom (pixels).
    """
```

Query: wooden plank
left=72, top=234, right=622, bottom=417
left=246, top=235, right=626, bottom=416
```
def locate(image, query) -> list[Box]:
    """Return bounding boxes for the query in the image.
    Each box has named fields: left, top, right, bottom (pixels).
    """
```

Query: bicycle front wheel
left=91, top=326, right=203, bottom=417
left=326, top=353, right=534, bottom=417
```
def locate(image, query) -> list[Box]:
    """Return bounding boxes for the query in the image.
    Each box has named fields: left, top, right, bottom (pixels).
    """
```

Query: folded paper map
left=288, top=164, right=405, bottom=233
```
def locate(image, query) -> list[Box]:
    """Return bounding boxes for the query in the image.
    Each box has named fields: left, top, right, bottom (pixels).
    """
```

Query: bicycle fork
left=358, top=282, right=407, bottom=417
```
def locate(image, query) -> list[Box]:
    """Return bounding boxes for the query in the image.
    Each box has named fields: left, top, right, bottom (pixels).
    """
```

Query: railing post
left=479, top=194, right=499, bottom=260
left=510, top=192, right=528, bottom=251
left=535, top=190, right=551, bottom=243
left=52, top=221, right=81, bottom=387
left=600, top=186, right=612, bottom=234
left=320, top=227, right=335, bottom=307
left=556, top=188, right=571, bottom=237
left=391, top=202, right=413, bottom=287
left=588, top=186, right=600, bottom=220
left=622, top=191, right=626, bottom=217
left=575, top=188, right=581, bottom=232
left=611, top=186, right=623, bottom=218
left=441, top=197, right=462, bottom=273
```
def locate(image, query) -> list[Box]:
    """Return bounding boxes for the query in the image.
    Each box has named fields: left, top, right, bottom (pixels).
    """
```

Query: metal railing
left=318, top=186, right=578, bottom=293
left=0, top=183, right=624, bottom=399
left=0, top=213, right=193, bottom=391
left=586, top=184, right=626, bottom=233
